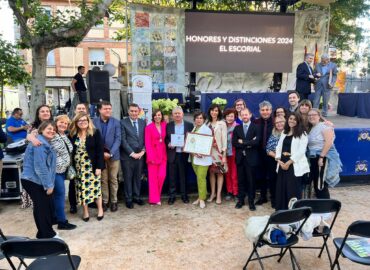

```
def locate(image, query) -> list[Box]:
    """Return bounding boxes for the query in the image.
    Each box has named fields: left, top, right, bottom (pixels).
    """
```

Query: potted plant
left=152, top=98, right=179, bottom=122
left=211, top=97, right=228, bottom=111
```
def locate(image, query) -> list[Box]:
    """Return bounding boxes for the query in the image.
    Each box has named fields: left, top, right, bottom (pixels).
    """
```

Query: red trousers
left=226, top=155, right=238, bottom=196
left=147, top=162, right=167, bottom=204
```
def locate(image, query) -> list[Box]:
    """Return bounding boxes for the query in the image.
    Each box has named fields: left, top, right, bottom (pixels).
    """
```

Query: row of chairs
left=1, top=200, right=369, bottom=269
left=243, top=199, right=370, bottom=270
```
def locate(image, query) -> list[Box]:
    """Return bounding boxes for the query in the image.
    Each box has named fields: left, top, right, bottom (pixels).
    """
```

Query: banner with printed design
left=130, top=4, right=185, bottom=95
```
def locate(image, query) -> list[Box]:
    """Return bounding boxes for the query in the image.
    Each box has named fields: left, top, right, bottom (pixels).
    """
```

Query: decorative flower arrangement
left=152, top=98, right=179, bottom=115
left=211, top=97, right=228, bottom=110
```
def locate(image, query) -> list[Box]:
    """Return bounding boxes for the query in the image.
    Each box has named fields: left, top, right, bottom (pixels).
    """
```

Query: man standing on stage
left=166, top=106, right=194, bottom=205
left=93, top=101, right=121, bottom=212
left=296, top=53, right=315, bottom=100
left=233, top=108, right=261, bottom=211
left=313, top=54, right=338, bottom=117
left=71, top=66, right=88, bottom=103
left=254, top=101, right=274, bottom=207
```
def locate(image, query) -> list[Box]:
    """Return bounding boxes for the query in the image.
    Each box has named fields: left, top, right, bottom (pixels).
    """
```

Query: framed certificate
left=170, top=134, right=185, bottom=147
left=184, top=132, right=213, bottom=156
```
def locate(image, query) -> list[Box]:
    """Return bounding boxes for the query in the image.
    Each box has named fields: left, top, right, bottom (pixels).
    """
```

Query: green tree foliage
left=111, top=0, right=369, bottom=66
left=329, top=0, right=369, bottom=52
left=0, top=37, right=30, bottom=117
left=8, top=0, right=114, bottom=120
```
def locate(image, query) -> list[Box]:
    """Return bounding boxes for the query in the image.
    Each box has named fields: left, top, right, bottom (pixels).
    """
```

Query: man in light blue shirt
left=313, top=54, right=338, bottom=117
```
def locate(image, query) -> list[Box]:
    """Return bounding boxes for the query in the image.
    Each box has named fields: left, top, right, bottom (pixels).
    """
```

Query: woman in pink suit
left=145, top=109, right=167, bottom=205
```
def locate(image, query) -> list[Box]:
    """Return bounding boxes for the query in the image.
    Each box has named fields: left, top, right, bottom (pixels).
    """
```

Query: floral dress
left=74, top=137, right=101, bottom=205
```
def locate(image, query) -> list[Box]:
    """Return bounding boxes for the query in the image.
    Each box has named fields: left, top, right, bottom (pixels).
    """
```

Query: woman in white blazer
left=274, top=112, right=309, bottom=210
left=190, top=111, right=212, bottom=209
left=206, top=104, right=228, bottom=204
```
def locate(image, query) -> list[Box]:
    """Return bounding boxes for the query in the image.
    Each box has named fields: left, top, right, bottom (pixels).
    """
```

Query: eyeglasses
left=78, top=119, right=88, bottom=123
left=308, top=114, right=319, bottom=117
left=275, top=121, right=285, bottom=124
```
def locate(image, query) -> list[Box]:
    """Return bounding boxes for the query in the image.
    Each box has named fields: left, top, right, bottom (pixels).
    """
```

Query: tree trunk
left=30, top=46, right=48, bottom=122
left=18, top=84, right=30, bottom=121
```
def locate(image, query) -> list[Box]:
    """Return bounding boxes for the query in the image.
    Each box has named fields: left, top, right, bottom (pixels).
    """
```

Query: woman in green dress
left=69, top=112, right=105, bottom=221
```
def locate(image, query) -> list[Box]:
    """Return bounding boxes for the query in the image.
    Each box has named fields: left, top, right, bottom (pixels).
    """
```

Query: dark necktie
left=133, top=121, right=138, bottom=135
left=263, top=120, right=268, bottom=149
left=243, top=124, right=248, bottom=137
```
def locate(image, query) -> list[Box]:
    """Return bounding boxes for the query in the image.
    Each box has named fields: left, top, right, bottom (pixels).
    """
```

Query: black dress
left=275, top=135, right=302, bottom=210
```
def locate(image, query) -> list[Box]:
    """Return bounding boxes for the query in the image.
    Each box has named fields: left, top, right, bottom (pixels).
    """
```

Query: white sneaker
left=199, top=200, right=206, bottom=209
left=53, top=233, right=63, bottom=240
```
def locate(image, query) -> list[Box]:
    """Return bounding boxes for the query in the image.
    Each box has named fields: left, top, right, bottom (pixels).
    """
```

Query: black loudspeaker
left=87, top=70, right=110, bottom=104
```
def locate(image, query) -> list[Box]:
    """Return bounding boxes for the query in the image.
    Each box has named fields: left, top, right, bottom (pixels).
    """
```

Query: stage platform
left=183, top=113, right=370, bottom=179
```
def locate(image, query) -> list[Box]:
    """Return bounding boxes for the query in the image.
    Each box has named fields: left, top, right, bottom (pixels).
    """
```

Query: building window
left=47, top=50, right=55, bottom=66
left=89, top=49, right=105, bottom=68
left=42, top=6, right=52, bottom=17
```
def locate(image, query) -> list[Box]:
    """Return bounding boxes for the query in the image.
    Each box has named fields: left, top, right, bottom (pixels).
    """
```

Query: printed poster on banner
left=132, top=75, right=152, bottom=123
left=130, top=4, right=185, bottom=94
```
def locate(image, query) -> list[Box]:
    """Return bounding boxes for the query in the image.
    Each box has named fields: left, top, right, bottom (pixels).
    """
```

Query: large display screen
left=185, top=11, right=295, bottom=73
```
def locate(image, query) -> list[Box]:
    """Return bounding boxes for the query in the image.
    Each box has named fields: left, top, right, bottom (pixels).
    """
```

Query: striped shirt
left=50, top=133, right=73, bottom=174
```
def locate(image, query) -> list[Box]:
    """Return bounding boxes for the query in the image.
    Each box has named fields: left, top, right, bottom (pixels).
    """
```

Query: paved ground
left=1, top=185, right=370, bottom=270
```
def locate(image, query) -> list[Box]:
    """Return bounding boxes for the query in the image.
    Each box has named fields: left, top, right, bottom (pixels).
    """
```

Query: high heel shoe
left=199, top=200, right=206, bottom=209
left=207, top=195, right=216, bottom=203
left=97, top=215, right=104, bottom=221
left=82, top=216, right=90, bottom=222
left=216, top=196, right=222, bottom=205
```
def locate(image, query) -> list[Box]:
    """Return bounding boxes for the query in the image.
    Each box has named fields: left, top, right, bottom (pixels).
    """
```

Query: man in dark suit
left=120, top=103, right=146, bottom=209
left=296, top=53, right=315, bottom=100
left=232, top=108, right=261, bottom=211
left=253, top=101, right=274, bottom=207
left=93, top=101, right=121, bottom=212
left=165, top=106, right=193, bottom=205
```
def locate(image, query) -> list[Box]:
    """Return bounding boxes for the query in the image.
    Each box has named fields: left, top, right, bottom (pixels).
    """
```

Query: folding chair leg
left=243, top=243, right=260, bottom=270
left=254, top=249, right=265, bottom=270
left=331, top=251, right=341, bottom=270
left=5, top=256, right=17, bottom=270
left=318, top=235, right=329, bottom=258
left=324, top=241, right=333, bottom=267
left=18, top=258, right=28, bottom=270
left=278, top=247, right=288, bottom=262
left=289, top=248, right=302, bottom=270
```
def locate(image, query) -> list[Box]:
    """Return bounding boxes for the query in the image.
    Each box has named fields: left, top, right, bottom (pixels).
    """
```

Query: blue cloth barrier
left=152, top=93, right=184, bottom=104
left=200, top=93, right=289, bottom=116
left=200, top=92, right=314, bottom=116
left=334, top=128, right=370, bottom=176
left=337, top=93, right=370, bottom=119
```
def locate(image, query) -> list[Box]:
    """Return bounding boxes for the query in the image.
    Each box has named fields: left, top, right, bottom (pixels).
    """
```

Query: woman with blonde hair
left=307, top=108, right=342, bottom=198
left=50, top=115, right=76, bottom=230
left=69, top=113, right=105, bottom=221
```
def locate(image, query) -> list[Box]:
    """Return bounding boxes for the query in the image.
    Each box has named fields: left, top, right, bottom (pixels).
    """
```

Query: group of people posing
left=18, top=90, right=342, bottom=240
